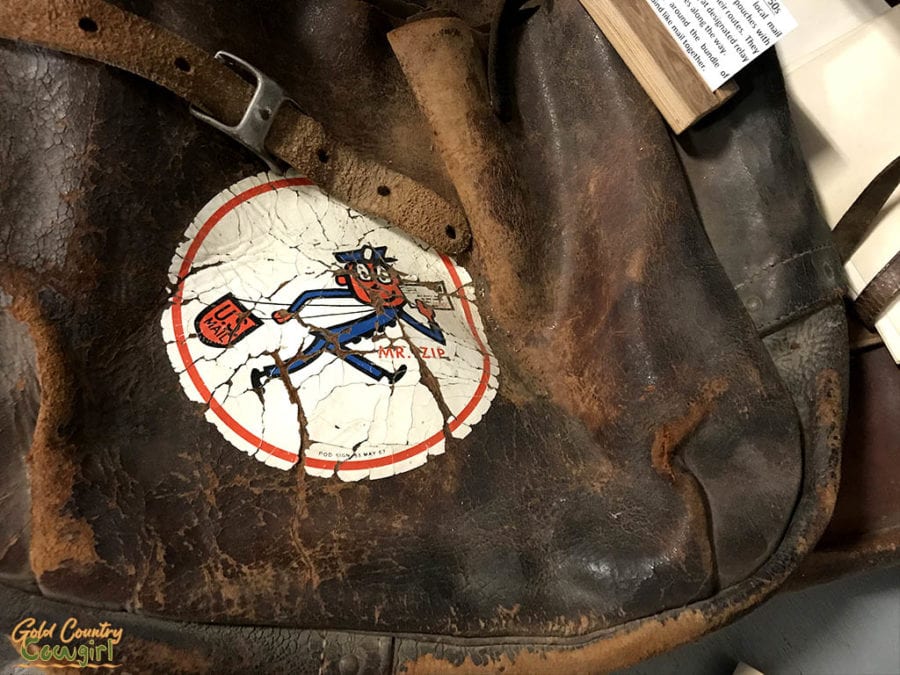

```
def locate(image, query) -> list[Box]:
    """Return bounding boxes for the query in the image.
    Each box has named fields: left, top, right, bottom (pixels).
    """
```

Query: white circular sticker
left=161, top=173, right=498, bottom=481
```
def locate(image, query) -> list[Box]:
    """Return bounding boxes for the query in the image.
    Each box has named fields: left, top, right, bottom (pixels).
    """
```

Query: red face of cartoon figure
left=337, top=260, right=406, bottom=308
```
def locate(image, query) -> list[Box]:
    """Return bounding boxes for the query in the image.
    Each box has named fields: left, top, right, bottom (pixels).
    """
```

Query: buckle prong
left=191, top=51, right=292, bottom=173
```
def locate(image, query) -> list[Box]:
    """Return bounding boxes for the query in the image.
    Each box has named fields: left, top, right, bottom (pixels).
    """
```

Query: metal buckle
left=190, top=51, right=292, bottom=173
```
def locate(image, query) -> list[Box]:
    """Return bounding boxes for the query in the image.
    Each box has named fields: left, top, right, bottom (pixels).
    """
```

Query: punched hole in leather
left=0, top=0, right=471, bottom=255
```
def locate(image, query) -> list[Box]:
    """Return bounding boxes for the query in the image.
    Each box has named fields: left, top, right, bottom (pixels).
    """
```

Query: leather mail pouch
left=0, top=1, right=847, bottom=672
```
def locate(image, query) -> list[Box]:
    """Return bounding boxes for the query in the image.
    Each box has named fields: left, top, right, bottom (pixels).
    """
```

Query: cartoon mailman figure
left=250, top=245, right=445, bottom=390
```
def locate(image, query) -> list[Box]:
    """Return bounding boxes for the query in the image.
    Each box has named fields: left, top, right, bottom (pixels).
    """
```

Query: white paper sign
left=645, top=0, right=798, bottom=89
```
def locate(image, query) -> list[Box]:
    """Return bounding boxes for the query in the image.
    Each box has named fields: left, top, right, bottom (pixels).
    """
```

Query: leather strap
left=733, top=245, right=843, bottom=336
left=833, top=156, right=900, bottom=260
left=0, top=0, right=471, bottom=255
left=831, top=156, right=900, bottom=329
left=854, top=251, right=900, bottom=329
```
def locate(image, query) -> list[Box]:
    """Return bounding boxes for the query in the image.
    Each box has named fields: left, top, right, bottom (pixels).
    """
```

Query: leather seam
left=757, top=292, right=844, bottom=337
left=734, top=244, right=835, bottom=290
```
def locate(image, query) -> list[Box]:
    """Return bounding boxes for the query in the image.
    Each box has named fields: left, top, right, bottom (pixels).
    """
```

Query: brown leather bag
left=0, top=1, right=849, bottom=672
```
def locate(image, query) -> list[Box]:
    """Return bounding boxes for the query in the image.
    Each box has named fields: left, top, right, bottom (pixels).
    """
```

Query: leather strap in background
left=0, top=0, right=470, bottom=255
left=854, top=251, right=900, bottom=329
left=832, top=156, right=900, bottom=329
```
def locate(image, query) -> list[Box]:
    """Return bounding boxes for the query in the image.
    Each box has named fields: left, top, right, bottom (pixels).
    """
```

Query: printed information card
left=644, top=0, right=798, bottom=89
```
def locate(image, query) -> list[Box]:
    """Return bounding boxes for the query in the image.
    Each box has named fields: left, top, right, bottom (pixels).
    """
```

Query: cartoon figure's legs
left=342, top=353, right=407, bottom=383
left=251, top=335, right=407, bottom=389
left=256, top=335, right=329, bottom=382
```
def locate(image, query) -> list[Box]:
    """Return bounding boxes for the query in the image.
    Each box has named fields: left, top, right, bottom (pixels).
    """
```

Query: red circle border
left=171, top=177, right=492, bottom=473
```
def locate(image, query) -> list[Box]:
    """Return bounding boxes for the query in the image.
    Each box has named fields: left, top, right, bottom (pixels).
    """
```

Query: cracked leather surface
left=675, top=51, right=849, bottom=587
left=0, top=299, right=38, bottom=590
left=792, top=341, right=900, bottom=587
left=0, top=582, right=394, bottom=674
left=0, top=1, right=847, bottom=672
left=677, top=51, right=846, bottom=339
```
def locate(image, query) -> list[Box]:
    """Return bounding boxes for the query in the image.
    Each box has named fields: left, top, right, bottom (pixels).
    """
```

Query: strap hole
left=78, top=17, right=98, bottom=33
left=258, top=107, right=271, bottom=121
left=376, top=185, right=391, bottom=197
left=445, top=224, right=457, bottom=239
left=316, top=149, right=330, bottom=163
left=174, top=57, right=192, bottom=73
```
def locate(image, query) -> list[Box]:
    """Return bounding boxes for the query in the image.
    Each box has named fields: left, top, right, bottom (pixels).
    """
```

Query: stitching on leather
left=734, top=244, right=835, bottom=290
left=757, top=291, right=844, bottom=336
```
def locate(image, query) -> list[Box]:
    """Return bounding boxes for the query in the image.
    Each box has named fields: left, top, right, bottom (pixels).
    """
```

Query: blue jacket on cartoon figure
left=251, top=245, right=445, bottom=389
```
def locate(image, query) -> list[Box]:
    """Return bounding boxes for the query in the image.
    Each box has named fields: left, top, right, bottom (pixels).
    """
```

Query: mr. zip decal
left=161, top=173, right=498, bottom=480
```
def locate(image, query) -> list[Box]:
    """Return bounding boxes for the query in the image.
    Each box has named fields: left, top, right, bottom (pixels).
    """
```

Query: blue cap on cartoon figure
left=334, top=245, right=397, bottom=265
